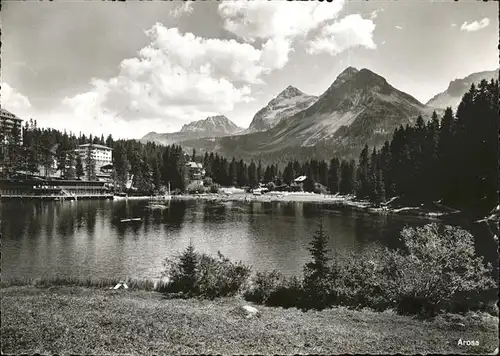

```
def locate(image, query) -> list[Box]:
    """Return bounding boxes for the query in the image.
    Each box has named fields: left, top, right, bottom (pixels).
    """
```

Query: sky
left=1, top=0, right=498, bottom=139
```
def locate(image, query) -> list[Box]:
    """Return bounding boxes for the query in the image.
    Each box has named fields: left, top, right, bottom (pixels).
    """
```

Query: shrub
left=313, top=183, right=328, bottom=195
left=266, top=182, right=276, bottom=191
left=244, top=270, right=286, bottom=304
left=187, top=181, right=204, bottom=194
left=332, top=248, right=394, bottom=311
left=209, top=183, right=220, bottom=194
left=203, top=177, right=213, bottom=187
left=244, top=270, right=304, bottom=308
left=163, top=246, right=251, bottom=299
left=196, top=252, right=252, bottom=299
left=386, top=224, right=497, bottom=316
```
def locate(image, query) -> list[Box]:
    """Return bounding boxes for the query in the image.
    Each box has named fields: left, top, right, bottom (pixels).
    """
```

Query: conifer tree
left=179, top=243, right=199, bottom=294
left=85, top=144, right=96, bottom=180
left=356, top=145, right=370, bottom=199
left=75, top=154, right=84, bottom=179
left=305, top=220, right=331, bottom=281
left=328, top=158, right=340, bottom=194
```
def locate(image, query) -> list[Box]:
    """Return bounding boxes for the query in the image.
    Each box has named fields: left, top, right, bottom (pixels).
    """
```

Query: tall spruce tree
left=328, top=158, right=340, bottom=194
left=75, top=154, right=84, bottom=179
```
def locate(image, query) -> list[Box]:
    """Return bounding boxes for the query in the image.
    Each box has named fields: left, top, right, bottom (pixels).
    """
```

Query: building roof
left=294, top=175, right=307, bottom=182
left=187, top=161, right=203, bottom=169
left=0, top=107, right=23, bottom=121
left=78, top=143, right=113, bottom=150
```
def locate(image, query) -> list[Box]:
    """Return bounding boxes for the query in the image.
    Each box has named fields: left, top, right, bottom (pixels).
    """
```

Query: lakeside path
left=2, top=286, right=498, bottom=355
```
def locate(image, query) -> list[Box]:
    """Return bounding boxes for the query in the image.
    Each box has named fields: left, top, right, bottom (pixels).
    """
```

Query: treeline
left=353, top=79, right=498, bottom=216
left=112, top=140, right=187, bottom=193
left=1, top=79, right=497, bottom=215
left=0, top=118, right=114, bottom=180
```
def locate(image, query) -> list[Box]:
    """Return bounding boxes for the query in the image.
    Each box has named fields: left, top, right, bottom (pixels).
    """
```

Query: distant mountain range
left=177, top=67, right=433, bottom=161
left=426, top=69, right=498, bottom=110
left=246, top=86, right=317, bottom=133
left=140, top=67, right=497, bottom=162
left=141, top=115, right=243, bottom=146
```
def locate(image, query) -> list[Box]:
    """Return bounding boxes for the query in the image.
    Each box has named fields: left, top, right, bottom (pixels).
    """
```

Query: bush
left=197, top=252, right=252, bottom=299
left=187, top=181, right=204, bottom=194
left=203, top=177, right=213, bottom=186
left=313, top=183, right=328, bottom=194
left=266, top=182, right=276, bottom=191
left=163, top=246, right=251, bottom=299
left=386, top=224, right=497, bottom=316
left=332, top=248, right=394, bottom=311
left=209, top=183, right=220, bottom=194
left=244, top=270, right=304, bottom=308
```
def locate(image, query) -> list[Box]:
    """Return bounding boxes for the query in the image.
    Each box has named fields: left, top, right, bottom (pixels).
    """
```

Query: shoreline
left=167, top=192, right=451, bottom=219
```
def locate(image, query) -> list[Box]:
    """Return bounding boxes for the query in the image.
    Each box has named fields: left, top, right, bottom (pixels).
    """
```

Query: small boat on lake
left=117, top=217, right=143, bottom=224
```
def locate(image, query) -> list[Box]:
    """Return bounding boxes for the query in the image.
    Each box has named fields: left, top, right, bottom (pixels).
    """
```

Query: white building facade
left=0, top=108, right=23, bottom=145
left=75, top=143, right=113, bottom=180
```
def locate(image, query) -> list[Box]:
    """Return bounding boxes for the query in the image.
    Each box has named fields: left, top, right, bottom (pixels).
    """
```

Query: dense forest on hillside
left=1, top=79, right=497, bottom=217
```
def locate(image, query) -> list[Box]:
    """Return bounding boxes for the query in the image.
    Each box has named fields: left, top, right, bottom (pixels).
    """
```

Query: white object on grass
left=113, top=280, right=129, bottom=289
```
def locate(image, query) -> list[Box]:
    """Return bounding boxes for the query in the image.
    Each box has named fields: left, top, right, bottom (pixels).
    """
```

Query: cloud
left=1, top=83, right=33, bottom=117
left=218, top=1, right=345, bottom=42
left=217, top=1, right=347, bottom=70
left=461, top=18, right=490, bottom=32
left=370, top=8, right=384, bottom=19
left=451, top=23, right=457, bottom=27
left=218, top=1, right=375, bottom=59
left=395, top=25, right=403, bottom=30
left=307, top=14, right=376, bottom=56
left=170, top=2, right=194, bottom=19
left=57, top=23, right=297, bottom=136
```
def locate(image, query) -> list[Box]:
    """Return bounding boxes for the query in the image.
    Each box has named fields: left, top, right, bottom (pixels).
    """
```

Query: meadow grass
left=0, top=276, right=170, bottom=292
left=1, top=285, right=498, bottom=355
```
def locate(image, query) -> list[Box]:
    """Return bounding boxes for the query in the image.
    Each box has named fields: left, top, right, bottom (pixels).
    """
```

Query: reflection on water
left=1, top=199, right=492, bottom=281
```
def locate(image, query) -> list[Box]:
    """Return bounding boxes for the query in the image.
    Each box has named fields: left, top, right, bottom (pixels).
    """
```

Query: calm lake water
left=1, top=199, right=494, bottom=281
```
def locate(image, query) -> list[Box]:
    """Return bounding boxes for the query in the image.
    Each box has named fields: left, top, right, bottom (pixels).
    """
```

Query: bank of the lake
left=167, top=192, right=456, bottom=219
left=2, top=286, right=498, bottom=355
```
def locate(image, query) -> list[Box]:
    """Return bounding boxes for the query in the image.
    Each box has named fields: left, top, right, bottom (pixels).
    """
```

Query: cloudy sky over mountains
left=1, top=0, right=497, bottom=138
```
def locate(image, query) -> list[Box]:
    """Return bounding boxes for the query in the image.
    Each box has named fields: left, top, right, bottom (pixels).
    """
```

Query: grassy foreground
left=2, top=286, right=498, bottom=355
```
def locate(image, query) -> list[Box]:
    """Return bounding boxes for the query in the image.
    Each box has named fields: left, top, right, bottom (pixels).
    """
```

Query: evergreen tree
left=85, top=144, right=96, bottom=180
left=248, top=160, right=258, bottom=187
left=339, top=159, right=356, bottom=195
left=304, top=219, right=332, bottom=309
left=229, top=158, right=238, bottom=186
left=257, top=160, right=263, bottom=184
left=237, top=159, right=248, bottom=187
left=75, top=154, right=84, bottom=179
left=327, top=158, right=340, bottom=194
left=152, top=158, right=162, bottom=192
left=303, top=165, right=315, bottom=192
left=356, top=145, right=370, bottom=199
left=179, top=243, right=199, bottom=294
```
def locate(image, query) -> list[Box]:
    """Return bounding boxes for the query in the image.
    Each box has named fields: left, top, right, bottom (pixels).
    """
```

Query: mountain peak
left=247, top=85, right=317, bottom=133
left=180, top=115, right=241, bottom=134
left=332, top=66, right=360, bottom=86
left=341, top=66, right=359, bottom=75
left=276, top=85, right=304, bottom=100
left=427, top=69, right=499, bottom=109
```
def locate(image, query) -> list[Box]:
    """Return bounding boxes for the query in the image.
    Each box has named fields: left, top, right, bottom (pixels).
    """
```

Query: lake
left=0, top=199, right=492, bottom=281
